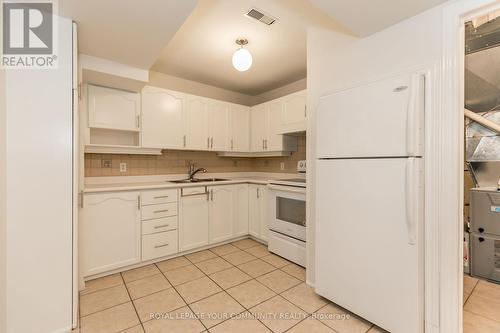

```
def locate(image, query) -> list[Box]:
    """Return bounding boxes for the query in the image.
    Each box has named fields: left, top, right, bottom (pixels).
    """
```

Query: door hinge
left=183, top=135, right=186, bottom=147
left=304, top=105, right=307, bottom=118
left=137, top=195, right=140, bottom=210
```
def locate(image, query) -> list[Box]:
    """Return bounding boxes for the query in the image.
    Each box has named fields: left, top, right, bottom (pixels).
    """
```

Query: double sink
left=169, top=178, right=228, bottom=184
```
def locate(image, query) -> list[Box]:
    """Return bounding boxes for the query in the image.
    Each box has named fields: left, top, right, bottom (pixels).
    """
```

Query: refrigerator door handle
left=406, top=74, right=424, bottom=156
left=405, top=158, right=417, bottom=245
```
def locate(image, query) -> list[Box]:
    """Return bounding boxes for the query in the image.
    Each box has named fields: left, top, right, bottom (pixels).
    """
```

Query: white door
left=141, top=86, right=185, bottom=149
left=208, top=101, right=229, bottom=151
left=80, top=191, right=141, bottom=277
left=230, top=104, right=250, bottom=152
left=233, top=184, right=249, bottom=237
left=281, top=90, right=306, bottom=133
left=179, top=191, right=209, bottom=251
left=87, top=85, right=140, bottom=131
left=209, top=186, right=234, bottom=243
left=185, top=96, right=209, bottom=150
left=250, top=104, right=267, bottom=152
left=258, top=185, right=269, bottom=241
left=248, top=185, right=261, bottom=238
left=316, top=73, right=425, bottom=158
left=315, top=158, right=423, bottom=333
left=266, top=100, right=283, bottom=151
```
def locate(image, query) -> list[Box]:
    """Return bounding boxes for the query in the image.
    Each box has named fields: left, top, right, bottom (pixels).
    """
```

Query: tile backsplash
left=85, top=136, right=306, bottom=177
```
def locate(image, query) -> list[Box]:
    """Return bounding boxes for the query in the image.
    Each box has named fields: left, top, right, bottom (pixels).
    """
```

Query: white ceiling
left=151, top=0, right=347, bottom=95
left=59, top=0, right=198, bottom=69
left=309, top=0, right=449, bottom=37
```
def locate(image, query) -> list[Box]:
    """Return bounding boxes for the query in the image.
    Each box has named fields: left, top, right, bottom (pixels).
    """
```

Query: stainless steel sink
left=170, top=178, right=228, bottom=184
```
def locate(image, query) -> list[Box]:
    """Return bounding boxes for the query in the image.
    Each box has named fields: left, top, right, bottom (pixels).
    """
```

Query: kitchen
left=2, top=1, right=500, bottom=333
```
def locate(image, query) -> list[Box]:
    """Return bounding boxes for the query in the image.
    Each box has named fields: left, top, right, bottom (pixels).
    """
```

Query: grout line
left=119, top=272, right=147, bottom=332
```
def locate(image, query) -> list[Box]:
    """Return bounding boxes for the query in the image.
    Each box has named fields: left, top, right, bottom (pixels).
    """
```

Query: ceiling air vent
left=245, top=8, right=276, bottom=25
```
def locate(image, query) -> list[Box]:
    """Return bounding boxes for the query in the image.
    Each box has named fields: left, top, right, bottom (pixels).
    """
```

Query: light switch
left=119, top=162, right=127, bottom=172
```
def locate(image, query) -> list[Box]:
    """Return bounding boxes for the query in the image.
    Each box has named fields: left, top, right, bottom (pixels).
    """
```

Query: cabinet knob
left=478, top=227, right=485, bottom=233
left=478, top=237, right=485, bottom=243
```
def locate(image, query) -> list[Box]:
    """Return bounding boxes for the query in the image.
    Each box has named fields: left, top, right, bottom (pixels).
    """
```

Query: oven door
left=267, top=184, right=306, bottom=241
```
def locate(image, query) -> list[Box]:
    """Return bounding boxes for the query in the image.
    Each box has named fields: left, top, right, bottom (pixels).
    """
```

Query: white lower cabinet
left=80, top=191, right=141, bottom=277
left=179, top=187, right=210, bottom=251
left=249, top=184, right=268, bottom=241
left=142, top=230, right=178, bottom=261
left=233, top=184, right=249, bottom=237
left=208, top=185, right=234, bottom=244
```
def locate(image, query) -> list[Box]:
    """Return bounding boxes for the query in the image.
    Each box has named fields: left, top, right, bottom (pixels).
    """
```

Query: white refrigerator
left=315, top=72, right=425, bottom=333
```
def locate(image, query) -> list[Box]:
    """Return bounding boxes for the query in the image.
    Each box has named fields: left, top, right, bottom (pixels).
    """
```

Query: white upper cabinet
left=208, top=100, right=229, bottom=151
left=88, top=85, right=140, bottom=131
left=185, top=96, right=209, bottom=150
left=280, top=90, right=306, bottom=133
left=266, top=100, right=283, bottom=151
left=250, top=104, right=267, bottom=152
left=141, top=86, right=185, bottom=149
left=229, top=104, right=250, bottom=152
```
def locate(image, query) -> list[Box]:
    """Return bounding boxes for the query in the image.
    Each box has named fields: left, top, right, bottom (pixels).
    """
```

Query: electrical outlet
left=280, top=162, right=285, bottom=170
left=119, top=162, right=127, bottom=172
left=102, top=159, right=112, bottom=168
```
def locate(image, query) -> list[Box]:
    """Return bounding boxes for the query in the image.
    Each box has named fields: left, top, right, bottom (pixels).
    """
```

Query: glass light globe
left=232, top=48, right=252, bottom=71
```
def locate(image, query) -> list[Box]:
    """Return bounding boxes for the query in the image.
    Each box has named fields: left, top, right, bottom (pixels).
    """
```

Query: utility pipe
left=465, top=108, right=500, bottom=134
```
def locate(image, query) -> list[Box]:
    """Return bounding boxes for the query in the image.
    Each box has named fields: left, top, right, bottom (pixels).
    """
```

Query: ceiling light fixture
left=232, top=39, right=252, bottom=72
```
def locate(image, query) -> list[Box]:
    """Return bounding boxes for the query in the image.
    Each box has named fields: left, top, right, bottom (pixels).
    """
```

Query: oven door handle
left=267, top=184, right=306, bottom=194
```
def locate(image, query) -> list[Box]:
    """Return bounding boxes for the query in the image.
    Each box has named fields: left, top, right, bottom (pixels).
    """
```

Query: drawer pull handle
left=155, top=243, right=169, bottom=248
left=153, top=195, right=169, bottom=199
left=154, top=224, right=170, bottom=229
left=154, top=209, right=169, bottom=213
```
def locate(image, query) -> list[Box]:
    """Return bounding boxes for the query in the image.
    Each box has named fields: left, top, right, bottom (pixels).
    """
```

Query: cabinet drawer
left=141, top=202, right=177, bottom=220
left=142, top=216, right=178, bottom=235
left=141, top=189, right=177, bottom=206
left=181, top=186, right=208, bottom=196
left=142, top=230, right=178, bottom=261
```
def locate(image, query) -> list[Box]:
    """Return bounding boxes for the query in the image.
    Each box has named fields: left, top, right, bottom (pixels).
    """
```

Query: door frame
left=439, top=1, right=500, bottom=332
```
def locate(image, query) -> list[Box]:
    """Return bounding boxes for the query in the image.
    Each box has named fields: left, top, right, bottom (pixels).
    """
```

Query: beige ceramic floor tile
left=195, top=257, right=233, bottom=275
left=463, top=275, right=479, bottom=303
left=222, top=251, right=256, bottom=266
left=256, top=270, right=301, bottom=293
left=472, top=280, right=500, bottom=300
left=126, top=274, right=171, bottom=300
left=281, top=263, right=306, bottom=281
left=249, top=295, right=308, bottom=333
left=464, top=292, right=500, bottom=322
left=287, top=317, right=335, bottom=333
left=209, top=267, right=252, bottom=290
left=232, top=238, right=261, bottom=250
left=80, top=302, right=139, bottom=333
left=80, top=284, right=130, bottom=316
left=210, top=244, right=240, bottom=256
left=237, top=259, right=275, bottom=278
left=190, top=291, right=245, bottom=328
left=122, top=325, right=145, bottom=333
left=175, top=276, right=223, bottom=304
left=186, top=250, right=218, bottom=263
left=315, top=303, right=372, bottom=333
left=133, top=288, right=186, bottom=322
left=226, top=279, right=276, bottom=309
left=142, top=306, right=205, bottom=333
left=122, top=265, right=161, bottom=283
left=164, top=264, right=205, bottom=286
left=80, top=273, right=123, bottom=295
left=261, top=254, right=291, bottom=268
left=209, top=312, right=271, bottom=333
left=156, top=256, right=192, bottom=272
left=245, top=245, right=270, bottom=258
left=463, top=310, right=500, bottom=333
left=281, top=283, right=327, bottom=313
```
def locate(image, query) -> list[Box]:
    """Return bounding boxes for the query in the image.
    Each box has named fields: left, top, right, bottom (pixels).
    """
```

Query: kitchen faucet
left=188, top=163, right=207, bottom=180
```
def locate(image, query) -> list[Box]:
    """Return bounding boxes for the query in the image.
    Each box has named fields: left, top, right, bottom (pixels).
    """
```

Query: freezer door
left=315, top=158, right=424, bottom=333
left=316, top=73, right=424, bottom=158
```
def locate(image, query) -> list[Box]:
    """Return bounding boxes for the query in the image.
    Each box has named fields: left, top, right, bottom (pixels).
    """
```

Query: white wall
left=5, top=17, right=74, bottom=333
left=252, top=78, right=307, bottom=105
left=307, top=4, right=446, bottom=331
left=0, top=66, right=7, bottom=333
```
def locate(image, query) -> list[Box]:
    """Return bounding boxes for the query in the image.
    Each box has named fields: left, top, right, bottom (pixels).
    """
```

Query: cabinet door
left=209, top=186, right=234, bottom=243
left=88, top=85, right=140, bottom=131
left=233, top=184, right=249, bottom=237
left=248, top=185, right=261, bottom=238
left=266, top=100, right=283, bottom=151
left=179, top=193, right=209, bottom=251
left=250, top=104, right=267, bottom=152
left=281, top=90, right=306, bottom=133
left=258, top=186, right=269, bottom=241
left=80, top=191, right=141, bottom=277
left=208, top=101, right=229, bottom=151
left=185, top=96, right=209, bottom=150
left=230, top=105, right=250, bottom=152
left=141, top=86, right=185, bottom=149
